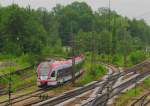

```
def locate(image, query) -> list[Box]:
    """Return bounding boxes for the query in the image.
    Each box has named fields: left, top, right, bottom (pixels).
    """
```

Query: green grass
left=11, top=75, right=36, bottom=92
left=115, top=87, right=144, bottom=106
left=76, top=59, right=107, bottom=86
left=0, top=54, right=32, bottom=75
left=0, top=54, right=16, bottom=61
left=85, top=51, right=148, bottom=68
left=143, top=76, right=150, bottom=87
left=0, top=69, right=36, bottom=92
left=0, top=67, right=19, bottom=75
left=112, top=54, right=124, bottom=67
left=115, top=76, right=150, bottom=106
left=13, top=54, right=31, bottom=68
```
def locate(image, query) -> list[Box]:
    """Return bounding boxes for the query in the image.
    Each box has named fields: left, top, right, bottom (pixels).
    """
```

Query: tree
left=1, top=5, right=47, bottom=55
left=53, top=2, right=93, bottom=45
left=117, top=28, right=133, bottom=66
left=98, top=30, right=112, bottom=54
left=0, top=2, right=149, bottom=67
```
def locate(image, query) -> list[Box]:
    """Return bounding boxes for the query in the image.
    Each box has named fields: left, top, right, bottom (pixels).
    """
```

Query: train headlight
left=40, top=76, right=48, bottom=80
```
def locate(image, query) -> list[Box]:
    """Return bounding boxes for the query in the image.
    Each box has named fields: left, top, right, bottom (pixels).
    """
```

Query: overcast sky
left=1, top=0, right=150, bottom=24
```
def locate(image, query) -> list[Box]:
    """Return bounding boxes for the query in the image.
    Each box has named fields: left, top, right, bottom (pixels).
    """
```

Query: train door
left=57, top=70, right=64, bottom=84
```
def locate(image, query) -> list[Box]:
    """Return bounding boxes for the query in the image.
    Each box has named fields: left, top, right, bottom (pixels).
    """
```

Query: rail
left=131, top=91, right=150, bottom=106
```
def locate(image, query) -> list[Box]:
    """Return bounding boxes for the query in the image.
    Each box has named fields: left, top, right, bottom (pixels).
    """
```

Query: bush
left=129, top=51, right=146, bottom=65
left=77, top=60, right=107, bottom=85
left=112, top=54, right=124, bottom=67
left=14, top=54, right=31, bottom=67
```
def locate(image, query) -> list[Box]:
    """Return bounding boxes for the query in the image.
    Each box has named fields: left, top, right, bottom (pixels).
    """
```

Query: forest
left=0, top=1, right=150, bottom=67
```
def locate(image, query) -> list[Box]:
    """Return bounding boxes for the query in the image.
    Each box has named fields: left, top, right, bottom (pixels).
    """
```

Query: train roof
left=52, top=56, right=83, bottom=69
left=39, top=55, right=83, bottom=71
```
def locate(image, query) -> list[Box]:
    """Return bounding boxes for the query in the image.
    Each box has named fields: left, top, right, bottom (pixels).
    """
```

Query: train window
left=40, top=66, right=50, bottom=76
left=51, top=71, right=55, bottom=77
left=39, top=62, right=51, bottom=76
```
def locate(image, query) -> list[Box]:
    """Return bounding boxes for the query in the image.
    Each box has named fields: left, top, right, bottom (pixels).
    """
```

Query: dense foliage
left=0, top=2, right=150, bottom=65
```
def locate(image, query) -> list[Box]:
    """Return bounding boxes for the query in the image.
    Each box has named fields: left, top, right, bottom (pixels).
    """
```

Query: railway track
left=32, top=81, right=106, bottom=106
left=0, top=88, right=7, bottom=95
left=0, top=64, right=117, bottom=106
left=1, top=60, right=149, bottom=106
left=82, top=60, right=150, bottom=106
left=0, top=73, right=36, bottom=96
left=0, top=66, right=36, bottom=96
left=32, top=66, right=132, bottom=106
left=125, top=60, right=150, bottom=73
left=82, top=70, right=150, bottom=106
left=0, top=71, right=83, bottom=106
left=32, top=60, right=150, bottom=106
left=0, top=82, right=37, bottom=96
left=0, top=66, right=33, bottom=78
left=0, top=86, right=52, bottom=106
left=131, top=91, right=150, bottom=106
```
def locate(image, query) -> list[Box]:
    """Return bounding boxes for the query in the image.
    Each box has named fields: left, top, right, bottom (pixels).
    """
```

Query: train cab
left=37, top=62, right=57, bottom=86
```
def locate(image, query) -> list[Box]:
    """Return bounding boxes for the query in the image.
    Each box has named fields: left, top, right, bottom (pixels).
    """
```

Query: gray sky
left=1, top=0, right=150, bottom=24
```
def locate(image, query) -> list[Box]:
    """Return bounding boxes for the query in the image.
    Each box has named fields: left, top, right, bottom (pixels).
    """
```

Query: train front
left=37, top=62, right=57, bottom=86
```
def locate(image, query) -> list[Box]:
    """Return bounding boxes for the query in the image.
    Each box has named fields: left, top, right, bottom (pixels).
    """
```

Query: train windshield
left=39, top=62, right=51, bottom=76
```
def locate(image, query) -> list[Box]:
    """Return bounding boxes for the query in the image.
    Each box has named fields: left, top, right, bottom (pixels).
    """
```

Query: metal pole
left=71, top=22, right=75, bottom=85
left=108, top=0, right=111, bottom=63
left=9, top=0, right=14, bottom=102
left=109, top=0, right=111, bottom=31
left=8, top=63, right=12, bottom=106
left=91, top=31, right=96, bottom=75
left=134, top=70, right=137, bottom=96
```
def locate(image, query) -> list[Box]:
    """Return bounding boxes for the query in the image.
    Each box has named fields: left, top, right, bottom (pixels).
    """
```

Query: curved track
left=32, top=65, right=127, bottom=106
left=32, top=60, right=150, bottom=106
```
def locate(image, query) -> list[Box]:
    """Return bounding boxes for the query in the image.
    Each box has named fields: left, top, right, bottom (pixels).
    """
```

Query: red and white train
left=37, top=55, right=84, bottom=86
